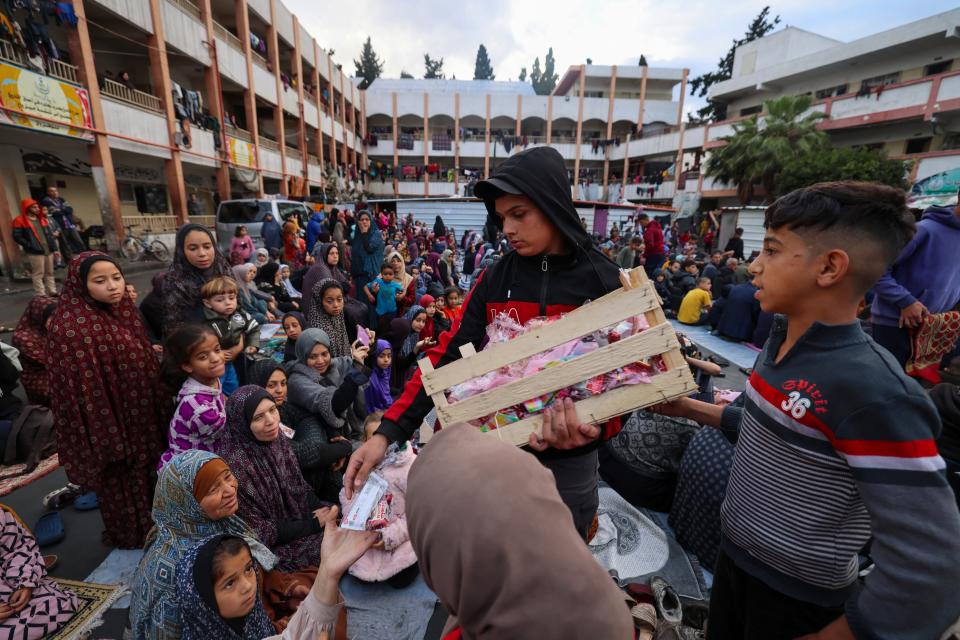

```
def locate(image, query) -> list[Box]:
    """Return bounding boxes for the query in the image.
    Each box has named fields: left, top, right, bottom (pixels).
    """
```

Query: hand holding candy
left=528, top=397, right=601, bottom=451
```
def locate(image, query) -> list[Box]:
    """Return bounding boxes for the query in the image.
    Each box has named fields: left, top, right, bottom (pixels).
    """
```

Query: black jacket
left=381, top=147, right=622, bottom=459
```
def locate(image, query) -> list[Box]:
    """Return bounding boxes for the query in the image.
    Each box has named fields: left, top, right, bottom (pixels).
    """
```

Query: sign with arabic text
left=0, top=62, right=93, bottom=140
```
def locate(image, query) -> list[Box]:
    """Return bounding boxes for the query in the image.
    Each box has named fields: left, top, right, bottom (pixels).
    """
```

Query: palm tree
left=705, top=94, right=827, bottom=203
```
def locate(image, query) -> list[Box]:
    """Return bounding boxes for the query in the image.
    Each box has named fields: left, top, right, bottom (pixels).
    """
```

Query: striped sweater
left=721, top=317, right=960, bottom=640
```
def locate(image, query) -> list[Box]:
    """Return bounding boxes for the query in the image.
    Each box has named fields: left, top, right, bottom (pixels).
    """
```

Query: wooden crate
left=417, top=267, right=697, bottom=446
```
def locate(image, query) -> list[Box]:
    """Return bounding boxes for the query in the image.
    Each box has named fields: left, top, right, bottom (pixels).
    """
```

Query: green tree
left=518, top=67, right=527, bottom=82
left=689, top=6, right=780, bottom=123
left=473, top=44, right=495, bottom=80
left=529, top=48, right=559, bottom=95
left=775, top=146, right=910, bottom=197
left=639, top=54, right=648, bottom=66
left=424, top=54, right=445, bottom=79
left=400, top=70, right=414, bottom=79
left=705, top=95, right=826, bottom=203
left=353, top=37, right=384, bottom=90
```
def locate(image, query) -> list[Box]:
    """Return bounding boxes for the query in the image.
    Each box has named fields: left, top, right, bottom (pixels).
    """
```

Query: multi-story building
left=362, top=64, right=688, bottom=202
left=0, top=0, right=365, bottom=273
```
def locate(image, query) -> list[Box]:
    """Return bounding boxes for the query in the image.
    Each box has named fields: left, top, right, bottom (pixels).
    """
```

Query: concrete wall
left=102, top=100, right=171, bottom=159
left=163, top=0, right=210, bottom=65
left=216, top=38, right=249, bottom=88
left=253, top=63, right=278, bottom=104
left=91, top=0, right=153, bottom=33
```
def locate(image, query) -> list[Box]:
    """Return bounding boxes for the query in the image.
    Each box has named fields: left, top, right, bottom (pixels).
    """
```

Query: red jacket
left=643, top=220, right=664, bottom=256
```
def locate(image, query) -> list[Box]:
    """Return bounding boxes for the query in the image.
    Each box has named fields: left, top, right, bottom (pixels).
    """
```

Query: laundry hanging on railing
left=397, top=134, right=414, bottom=150
left=432, top=134, right=451, bottom=151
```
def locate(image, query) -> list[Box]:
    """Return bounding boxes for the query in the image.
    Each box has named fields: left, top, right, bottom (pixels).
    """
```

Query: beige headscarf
left=407, top=424, right=633, bottom=639
left=386, top=249, right=413, bottom=291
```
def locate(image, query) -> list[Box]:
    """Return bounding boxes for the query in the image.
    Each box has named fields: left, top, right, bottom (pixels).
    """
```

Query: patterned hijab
left=215, top=386, right=317, bottom=550
left=46, top=252, right=166, bottom=488
left=175, top=534, right=275, bottom=640
left=128, top=450, right=275, bottom=640
left=163, top=224, right=232, bottom=329
left=402, top=305, right=426, bottom=357
left=305, top=279, right=351, bottom=358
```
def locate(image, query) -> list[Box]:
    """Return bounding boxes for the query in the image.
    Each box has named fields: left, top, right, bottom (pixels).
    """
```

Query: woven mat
left=0, top=454, right=60, bottom=497
left=48, top=578, right=125, bottom=640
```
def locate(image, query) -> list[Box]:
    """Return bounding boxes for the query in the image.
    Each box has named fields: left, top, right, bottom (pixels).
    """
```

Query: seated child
left=432, top=295, right=451, bottom=337
left=363, top=262, right=404, bottom=335
left=653, top=269, right=672, bottom=304
left=201, top=277, right=260, bottom=392
left=280, top=312, right=305, bottom=363
left=176, top=524, right=376, bottom=640
left=158, top=325, right=227, bottom=469
left=677, top=277, right=713, bottom=326
left=0, top=505, right=80, bottom=640
left=417, top=295, right=436, bottom=341
left=338, top=413, right=418, bottom=583
left=364, top=340, right=394, bottom=413
left=442, top=287, right=463, bottom=324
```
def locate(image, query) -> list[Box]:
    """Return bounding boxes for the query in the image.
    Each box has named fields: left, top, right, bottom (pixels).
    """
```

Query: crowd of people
left=0, top=145, right=956, bottom=639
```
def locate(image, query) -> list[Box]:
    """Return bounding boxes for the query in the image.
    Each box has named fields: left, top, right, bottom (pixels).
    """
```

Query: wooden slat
left=417, top=356, right=449, bottom=410
left=437, top=322, right=679, bottom=425
left=421, top=277, right=660, bottom=395
left=479, top=367, right=695, bottom=446
left=635, top=268, right=688, bottom=372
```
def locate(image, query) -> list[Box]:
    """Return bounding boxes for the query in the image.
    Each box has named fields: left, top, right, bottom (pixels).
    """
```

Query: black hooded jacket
left=381, top=147, right=624, bottom=458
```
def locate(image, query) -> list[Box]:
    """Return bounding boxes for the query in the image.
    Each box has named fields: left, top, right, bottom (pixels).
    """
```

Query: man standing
left=724, top=227, right=745, bottom=261
left=871, top=192, right=960, bottom=367
left=40, top=187, right=84, bottom=254
left=638, top=212, right=665, bottom=277
left=12, top=199, right=58, bottom=296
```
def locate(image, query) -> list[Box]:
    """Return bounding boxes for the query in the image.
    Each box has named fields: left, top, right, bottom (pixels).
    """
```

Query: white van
left=215, top=199, right=313, bottom=252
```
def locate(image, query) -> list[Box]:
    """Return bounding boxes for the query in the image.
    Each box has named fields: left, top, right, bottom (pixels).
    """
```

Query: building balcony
left=252, top=55, right=277, bottom=104
left=0, top=39, right=80, bottom=85
left=102, top=78, right=164, bottom=113
left=163, top=0, right=209, bottom=66
left=259, top=145, right=283, bottom=175
left=214, top=26, right=248, bottom=88
left=285, top=146, right=302, bottom=163
left=102, top=96, right=169, bottom=157
left=308, top=160, right=323, bottom=183
left=181, top=128, right=218, bottom=167
left=225, top=124, right=252, bottom=142
left=622, top=180, right=676, bottom=201
left=282, top=86, right=299, bottom=116
left=258, top=136, right=280, bottom=151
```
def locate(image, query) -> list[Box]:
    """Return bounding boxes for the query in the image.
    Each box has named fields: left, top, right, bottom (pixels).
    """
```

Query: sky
left=286, top=0, right=958, bottom=117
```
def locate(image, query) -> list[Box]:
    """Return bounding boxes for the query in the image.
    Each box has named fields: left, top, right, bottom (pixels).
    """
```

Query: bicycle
left=120, top=224, right=171, bottom=262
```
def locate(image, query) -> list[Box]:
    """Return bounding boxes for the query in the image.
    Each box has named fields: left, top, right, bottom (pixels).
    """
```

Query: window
left=860, top=72, right=900, bottom=92
left=925, top=60, right=952, bottom=77
left=815, top=84, right=848, bottom=99
left=739, top=105, right=762, bottom=116
left=217, top=201, right=270, bottom=223
left=134, top=186, right=168, bottom=214
left=117, top=183, right=137, bottom=203
left=943, top=133, right=960, bottom=150
left=277, top=202, right=309, bottom=226
left=904, top=137, right=932, bottom=154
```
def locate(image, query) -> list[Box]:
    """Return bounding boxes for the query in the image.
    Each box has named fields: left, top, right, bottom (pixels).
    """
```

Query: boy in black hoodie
left=344, top=147, right=624, bottom=536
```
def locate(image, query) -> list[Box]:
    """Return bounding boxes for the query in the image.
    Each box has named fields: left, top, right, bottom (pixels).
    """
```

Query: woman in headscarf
left=163, top=224, right=232, bottom=331
left=432, top=215, right=446, bottom=239
left=424, top=243, right=443, bottom=286
left=437, top=249, right=457, bottom=289
left=286, top=328, right=368, bottom=440
left=11, top=296, right=56, bottom=406
left=254, top=248, right=270, bottom=268
left=349, top=210, right=384, bottom=326
left=260, top=214, right=282, bottom=255
left=407, top=424, right=633, bottom=639
left=128, top=449, right=278, bottom=639
left=281, top=220, right=305, bottom=270
left=233, top=264, right=273, bottom=325
left=47, top=252, right=168, bottom=548
left=254, top=263, right=298, bottom=313
left=249, top=360, right=351, bottom=503
left=216, top=386, right=327, bottom=571
left=461, top=240, right=477, bottom=278
left=305, top=280, right=356, bottom=358
left=278, top=265, right=301, bottom=302
left=301, top=243, right=349, bottom=316
left=386, top=250, right=415, bottom=316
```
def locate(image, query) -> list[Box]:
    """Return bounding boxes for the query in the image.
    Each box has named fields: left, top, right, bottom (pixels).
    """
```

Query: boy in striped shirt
left=656, top=182, right=960, bottom=639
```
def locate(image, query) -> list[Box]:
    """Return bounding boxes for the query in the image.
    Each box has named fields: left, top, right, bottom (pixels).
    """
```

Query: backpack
left=2, top=405, right=56, bottom=475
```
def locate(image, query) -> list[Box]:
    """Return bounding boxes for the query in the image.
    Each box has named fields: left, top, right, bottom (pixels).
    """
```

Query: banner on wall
left=909, top=167, right=960, bottom=209
left=0, top=62, right=93, bottom=141
left=227, top=136, right=255, bottom=168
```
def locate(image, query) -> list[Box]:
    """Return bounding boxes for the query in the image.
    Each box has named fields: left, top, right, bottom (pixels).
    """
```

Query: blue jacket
left=306, top=212, right=325, bottom=254
left=871, top=206, right=960, bottom=327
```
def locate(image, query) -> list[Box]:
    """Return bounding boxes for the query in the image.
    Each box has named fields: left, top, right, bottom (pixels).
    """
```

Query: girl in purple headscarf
left=364, top=340, right=394, bottom=413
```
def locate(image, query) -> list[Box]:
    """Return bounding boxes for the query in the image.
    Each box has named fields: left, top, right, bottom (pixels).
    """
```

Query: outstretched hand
left=343, top=434, right=389, bottom=499
left=528, top=397, right=600, bottom=451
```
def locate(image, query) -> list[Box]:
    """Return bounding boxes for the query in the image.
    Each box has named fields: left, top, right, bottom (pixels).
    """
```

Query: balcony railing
left=213, top=22, right=243, bottom=51
left=252, top=51, right=269, bottom=70
left=102, top=78, right=164, bottom=113
left=168, top=0, right=201, bottom=19
left=259, top=136, right=280, bottom=151
left=225, top=124, right=252, bottom=142
left=123, top=214, right=178, bottom=233
left=286, top=146, right=302, bottom=161
left=0, top=39, right=80, bottom=85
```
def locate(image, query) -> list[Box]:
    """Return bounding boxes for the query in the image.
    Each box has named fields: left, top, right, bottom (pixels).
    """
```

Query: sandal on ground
left=74, top=492, right=99, bottom=511
left=42, top=484, right=82, bottom=511
left=34, top=512, right=65, bottom=547
left=650, top=576, right=683, bottom=625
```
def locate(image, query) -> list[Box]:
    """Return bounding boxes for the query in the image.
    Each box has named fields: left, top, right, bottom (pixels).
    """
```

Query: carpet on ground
left=0, top=454, right=59, bottom=497
left=48, top=578, right=125, bottom=639
left=84, top=548, right=145, bottom=609
left=340, top=571, right=437, bottom=640
left=590, top=486, right=707, bottom=601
